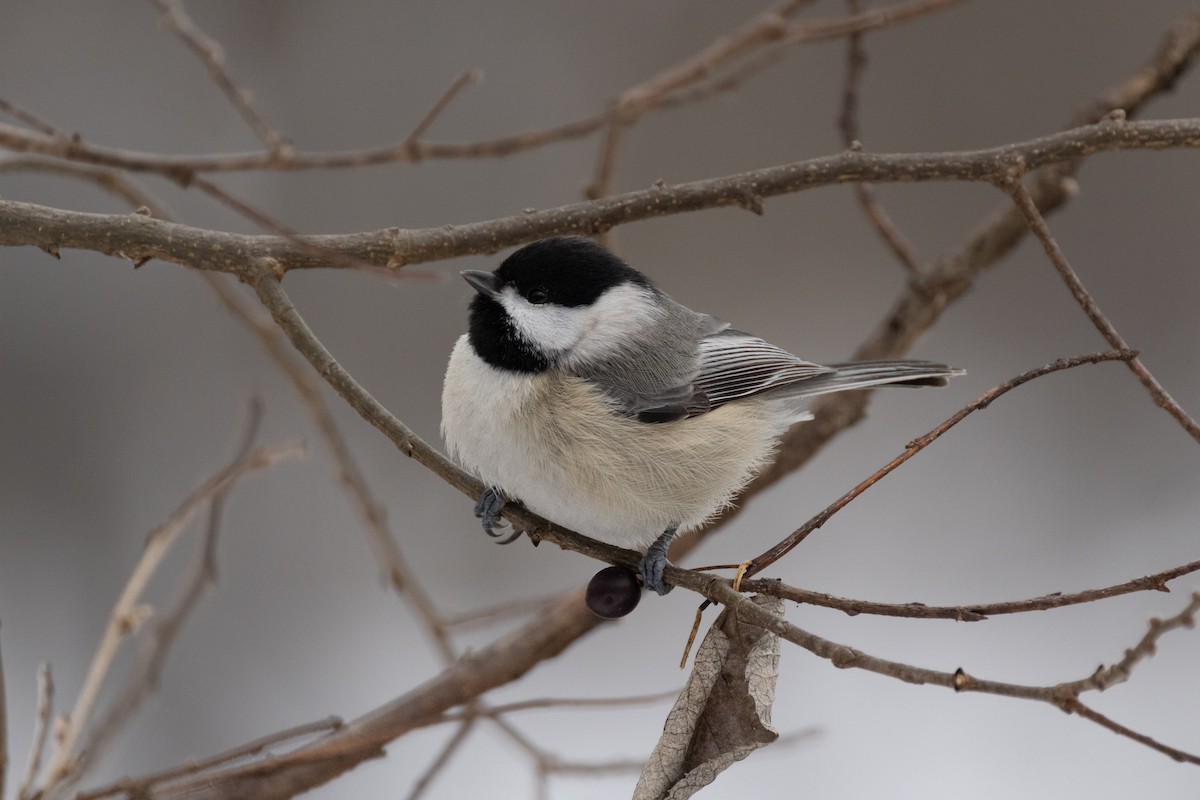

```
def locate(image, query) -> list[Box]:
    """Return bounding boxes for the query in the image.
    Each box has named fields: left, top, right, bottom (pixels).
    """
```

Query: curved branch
left=744, top=558, right=1200, bottom=621
left=0, top=118, right=1198, bottom=275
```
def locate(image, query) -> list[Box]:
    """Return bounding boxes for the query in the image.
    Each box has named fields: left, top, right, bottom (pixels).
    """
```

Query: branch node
left=847, top=139, right=864, bottom=153
left=735, top=186, right=766, bottom=215
left=1103, top=107, right=1128, bottom=124
left=952, top=667, right=972, bottom=692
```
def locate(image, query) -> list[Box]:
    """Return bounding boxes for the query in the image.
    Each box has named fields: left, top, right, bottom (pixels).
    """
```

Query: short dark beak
left=461, top=270, right=500, bottom=299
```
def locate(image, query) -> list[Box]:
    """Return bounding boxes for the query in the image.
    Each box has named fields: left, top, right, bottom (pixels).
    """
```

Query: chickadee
left=442, top=236, right=962, bottom=596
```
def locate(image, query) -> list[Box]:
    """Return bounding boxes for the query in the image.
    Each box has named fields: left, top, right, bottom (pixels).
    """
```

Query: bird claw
left=639, top=527, right=677, bottom=596
left=474, top=487, right=519, bottom=543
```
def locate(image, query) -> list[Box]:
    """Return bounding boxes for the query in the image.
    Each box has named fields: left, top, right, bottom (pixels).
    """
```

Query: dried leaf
left=634, top=594, right=782, bottom=800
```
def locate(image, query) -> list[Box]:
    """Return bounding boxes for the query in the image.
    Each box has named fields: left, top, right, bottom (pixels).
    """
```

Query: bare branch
left=38, top=439, right=303, bottom=791
left=745, top=8, right=1200, bottom=499
left=836, top=0, right=924, bottom=272
left=1061, top=699, right=1200, bottom=765
left=149, top=590, right=601, bottom=800
left=440, top=690, right=681, bottom=721
left=0, top=100, right=68, bottom=138
left=205, top=275, right=457, bottom=663
left=402, top=70, right=483, bottom=150
left=743, top=350, right=1137, bottom=578
left=694, top=582, right=1200, bottom=741
left=147, top=0, right=289, bottom=153
left=439, top=592, right=563, bottom=632
left=745, top=558, right=1200, bottom=621
left=76, top=716, right=343, bottom=800
left=70, top=406, right=256, bottom=782
left=1, top=118, right=1198, bottom=276
left=405, top=717, right=475, bottom=800
left=0, top=0, right=958, bottom=178
left=1006, top=176, right=1200, bottom=443
left=16, top=665, right=52, bottom=800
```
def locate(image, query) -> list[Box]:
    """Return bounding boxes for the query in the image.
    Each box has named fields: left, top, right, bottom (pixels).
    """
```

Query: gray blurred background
left=2, top=1, right=1199, bottom=798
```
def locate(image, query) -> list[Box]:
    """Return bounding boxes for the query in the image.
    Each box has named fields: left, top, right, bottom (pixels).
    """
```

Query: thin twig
left=403, top=70, right=483, bottom=150
left=70, top=406, right=263, bottom=786
left=836, top=0, right=924, bottom=272
left=743, top=350, right=1136, bottom=578
left=1006, top=175, right=1200, bottom=443
left=746, top=9, right=1200, bottom=499
left=404, top=717, right=475, bottom=800
left=744, top=557, right=1200, bottom=620
left=699, top=580, right=1200, bottom=718
left=585, top=120, right=626, bottom=248
left=0, top=154, right=456, bottom=664
left=0, top=0, right=961, bottom=177
left=0, top=157, right=174, bottom=219
left=1060, top=699, right=1200, bottom=765
left=439, top=592, right=563, bottom=632
left=439, top=690, right=680, bottom=722
left=205, top=275, right=457, bottom=663
left=39, top=440, right=303, bottom=790
left=16, top=665, right=52, bottom=800
left=0, top=100, right=68, bottom=138
left=148, top=0, right=289, bottom=153
left=76, top=716, right=344, bottom=800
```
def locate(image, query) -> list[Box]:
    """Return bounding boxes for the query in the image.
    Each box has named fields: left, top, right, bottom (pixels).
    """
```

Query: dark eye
left=527, top=287, right=549, bottom=304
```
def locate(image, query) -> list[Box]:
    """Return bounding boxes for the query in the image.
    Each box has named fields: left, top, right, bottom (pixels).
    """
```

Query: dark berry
left=586, top=566, right=642, bottom=619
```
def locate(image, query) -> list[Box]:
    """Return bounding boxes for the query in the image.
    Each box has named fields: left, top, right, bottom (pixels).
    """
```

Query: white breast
left=441, top=336, right=793, bottom=549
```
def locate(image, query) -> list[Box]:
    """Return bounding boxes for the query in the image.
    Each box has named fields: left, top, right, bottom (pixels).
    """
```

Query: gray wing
left=693, top=330, right=833, bottom=409
left=615, top=328, right=832, bottom=423
left=630, top=331, right=961, bottom=422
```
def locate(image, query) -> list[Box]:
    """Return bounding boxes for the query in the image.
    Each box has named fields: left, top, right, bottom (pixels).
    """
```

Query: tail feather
left=782, top=360, right=964, bottom=399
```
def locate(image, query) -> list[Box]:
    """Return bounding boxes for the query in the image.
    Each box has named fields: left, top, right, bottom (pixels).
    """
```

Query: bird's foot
left=474, top=488, right=521, bottom=544
left=638, top=527, right=678, bottom=596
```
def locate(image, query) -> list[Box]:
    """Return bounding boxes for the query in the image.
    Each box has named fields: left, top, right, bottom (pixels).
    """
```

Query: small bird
left=442, top=237, right=961, bottom=595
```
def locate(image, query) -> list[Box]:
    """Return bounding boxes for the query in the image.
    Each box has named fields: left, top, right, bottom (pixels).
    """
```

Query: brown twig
left=439, top=690, right=681, bottom=722
left=0, top=0, right=957, bottom=178
left=1005, top=175, right=1200, bottom=443
left=698, top=581, right=1200, bottom=753
left=205, top=274, right=458, bottom=663
left=488, top=714, right=644, bottom=796
left=743, top=350, right=1137, bottom=579
left=438, top=591, right=563, bottom=632
left=0, top=100, right=68, bottom=138
left=2, top=118, right=1199, bottom=276
left=16, top=665, right=52, bottom=800
left=744, top=557, right=1200, bottom=621
left=0, top=153, right=457, bottom=665
left=76, top=716, right=344, bottom=800
left=747, top=8, right=1200, bottom=498
left=67, top=406, right=263, bottom=789
left=402, top=70, right=483, bottom=151
left=405, top=717, right=475, bottom=800
left=836, top=0, right=924, bottom=272
left=1059, top=699, right=1200, bottom=765
left=38, top=439, right=303, bottom=791
left=148, top=0, right=289, bottom=153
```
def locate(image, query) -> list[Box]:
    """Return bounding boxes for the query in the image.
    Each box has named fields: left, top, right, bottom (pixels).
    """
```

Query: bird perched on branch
left=442, top=236, right=962, bottom=596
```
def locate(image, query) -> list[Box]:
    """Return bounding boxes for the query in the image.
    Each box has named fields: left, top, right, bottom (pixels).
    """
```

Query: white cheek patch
left=500, top=290, right=587, bottom=354
left=499, top=283, right=662, bottom=362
